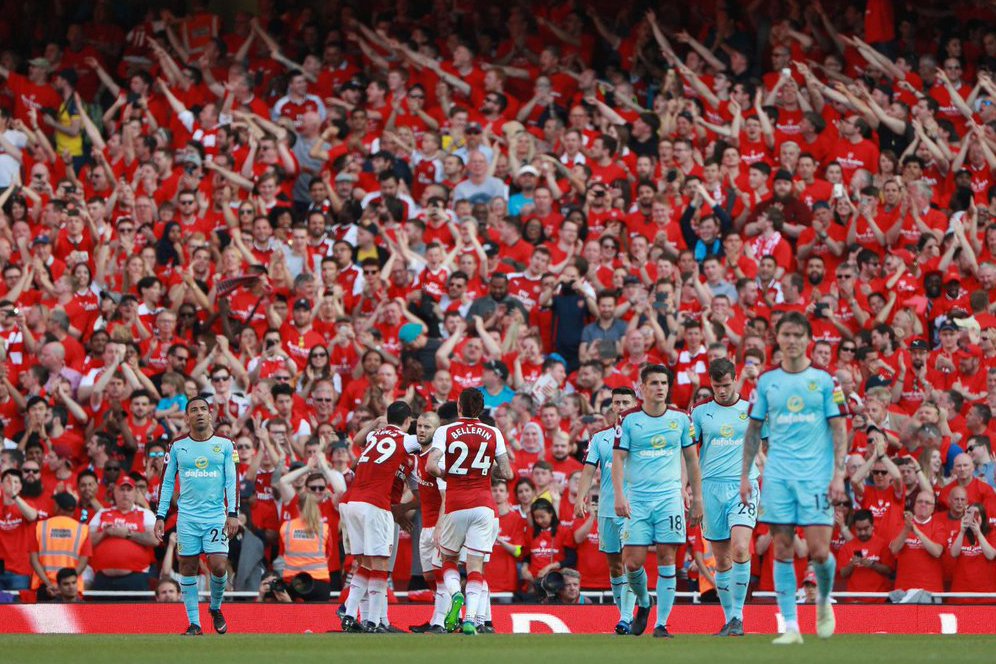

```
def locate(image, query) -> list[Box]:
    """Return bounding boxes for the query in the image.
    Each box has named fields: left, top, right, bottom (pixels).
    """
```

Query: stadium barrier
left=3, top=603, right=995, bottom=634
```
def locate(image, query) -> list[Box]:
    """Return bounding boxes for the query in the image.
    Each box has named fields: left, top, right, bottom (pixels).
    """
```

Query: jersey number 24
left=448, top=441, right=491, bottom=476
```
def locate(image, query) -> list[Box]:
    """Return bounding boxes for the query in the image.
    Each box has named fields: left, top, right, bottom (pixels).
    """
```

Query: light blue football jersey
left=692, top=397, right=759, bottom=482
left=157, top=434, right=239, bottom=523
left=615, top=408, right=693, bottom=500
left=748, top=366, right=843, bottom=484
left=584, top=427, right=617, bottom=518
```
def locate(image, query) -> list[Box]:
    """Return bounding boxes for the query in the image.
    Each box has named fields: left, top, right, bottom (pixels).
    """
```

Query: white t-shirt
left=0, top=129, right=27, bottom=188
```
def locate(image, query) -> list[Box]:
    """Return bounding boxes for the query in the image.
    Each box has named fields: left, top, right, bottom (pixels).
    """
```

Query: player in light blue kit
left=741, top=312, right=848, bottom=645
left=154, top=397, right=239, bottom=636
left=613, top=365, right=703, bottom=639
left=691, top=358, right=759, bottom=637
left=576, top=387, right=639, bottom=635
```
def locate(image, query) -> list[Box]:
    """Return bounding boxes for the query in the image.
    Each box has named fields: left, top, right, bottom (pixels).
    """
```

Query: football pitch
left=2, top=634, right=995, bottom=664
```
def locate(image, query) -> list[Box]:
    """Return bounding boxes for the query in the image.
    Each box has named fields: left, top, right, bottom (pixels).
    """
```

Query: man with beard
left=360, top=171, right=416, bottom=223
left=747, top=170, right=812, bottom=240
left=16, top=457, right=54, bottom=516
left=798, top=203, right=847, bottom=274
left=466, top=272, right=528, bottom=322
left=802, top=256, right=826, bottom=300
left=837, top=510, right=894, bottom=593
left=150, top=344, right=192, bottom=395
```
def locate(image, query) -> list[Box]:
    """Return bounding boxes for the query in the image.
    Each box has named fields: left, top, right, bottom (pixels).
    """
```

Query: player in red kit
left=409, top=410, right=449, bottom=634
left=428, top=389, right=513, bottom=635
left=339, top=401, right=420, bottom=633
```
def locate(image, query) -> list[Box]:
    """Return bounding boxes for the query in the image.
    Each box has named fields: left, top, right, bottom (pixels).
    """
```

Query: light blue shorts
left=598, top=515, right=625, bottom=554
left=176, top=518, right=229, bottom=556
left=621, top=492, right=685, bottom=546
left=702, top=479, right=758, bottom=541
left=758, top=477, right=834, bottom=527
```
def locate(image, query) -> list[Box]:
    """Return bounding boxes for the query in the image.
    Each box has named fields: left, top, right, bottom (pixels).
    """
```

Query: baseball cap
left=481, top=242, right=500, bottom=257
left=28, top=57, right=51, bottom=70
left=909, top=338, right=929, bottom=351
left=116, top=475, right=136, bottom=489
left=398, top=322, right=423, bottom=345
left=774, top=169, right=794, bottom=182
left=484, top=359, right=509, bottom=382
left=518, top=165, right=539, bottom=177
left=956, top=344, right=983, bottom=360
left=812, top=201, right=830, bottom=211
left=938, top=320, right=959, bottom=332
left=334, top=172, right=358, bottom=183
left=803, top=569, right=817, bottom=586
left=293, top=298, right=311, bottom=310
left=547, top=353, right=568, bottom=369
left=944, top=267, right=962, bottom=284
left=32, top=235, right=51, bottom=246
left=466, top=122, right=483, bottom=134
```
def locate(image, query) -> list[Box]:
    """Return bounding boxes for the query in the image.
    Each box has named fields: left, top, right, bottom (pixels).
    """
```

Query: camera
left=814, top=303, right=829, bottom=319
left=593, top=189, right=606, bottom=198
left=269, top=578, right=288, bottom=594
left=127, top=92, right=141, bottom=105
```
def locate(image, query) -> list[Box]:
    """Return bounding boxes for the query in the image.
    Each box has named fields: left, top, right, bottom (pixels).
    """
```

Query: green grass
left=2, top=634, right=996, bottom=664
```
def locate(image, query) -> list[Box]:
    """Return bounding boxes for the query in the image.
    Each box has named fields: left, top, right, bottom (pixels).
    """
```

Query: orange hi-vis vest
left=32, top=516, right=87, bottom=589
left=281, top=518, right=330, bottom=581
left=698, top=540, right=718, bottom=594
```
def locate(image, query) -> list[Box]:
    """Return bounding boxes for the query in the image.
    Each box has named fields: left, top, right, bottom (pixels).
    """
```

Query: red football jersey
left=430, top=418, right=508, bottom=513
left=345, top=425, right=420, bottom=511
left=415, top=450, right=445, bottom=528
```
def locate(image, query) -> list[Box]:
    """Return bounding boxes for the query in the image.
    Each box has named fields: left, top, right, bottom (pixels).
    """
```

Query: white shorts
left=438, top=507, right=497, bottom=556
left=341, top=501, right=394, bottom=557
left=459, top=517, right=499, bottom=564
left=418, top=526, right=442, bottom=572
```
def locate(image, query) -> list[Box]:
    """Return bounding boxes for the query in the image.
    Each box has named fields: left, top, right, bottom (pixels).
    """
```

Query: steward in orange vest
left=279, top=497, right=333, bottom=602
left=29, top=493, right=91, bottom=597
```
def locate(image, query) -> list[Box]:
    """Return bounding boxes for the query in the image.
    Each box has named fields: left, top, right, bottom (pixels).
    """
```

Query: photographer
left=257, top=573, right=293, bottom=603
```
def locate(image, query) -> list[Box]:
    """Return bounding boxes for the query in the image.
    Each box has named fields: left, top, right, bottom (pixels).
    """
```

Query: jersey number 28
left=448, top=441, right=491, bottom=476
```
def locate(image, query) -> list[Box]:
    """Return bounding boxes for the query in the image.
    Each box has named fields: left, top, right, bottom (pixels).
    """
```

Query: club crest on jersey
left=650, top=434, right=668, bottom=449
left=668, top=420, right=678, bottom=430
left=195, top=456, right=209, bottom=470
left=213, top=445, right=221, bottom=454
left=719, top=424, right=735, bottom=438
left=807, top=381, right=818, bottom=392
left=738, top=412, right=748, bottom=420
left=786, top=396, right=804, bottom=413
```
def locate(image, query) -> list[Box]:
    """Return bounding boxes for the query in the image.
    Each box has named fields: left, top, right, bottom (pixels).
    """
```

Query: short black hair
left=775, top=311, right=812, bottom=337
left=185, top=396, right=210, bottom=412
left=458, top=388, right=485, bottom=418
left=639, top=363, right=672, bottom=384
left=386, top=400, right=413, bottom=425
left=708, top=358, right=737, bottom=383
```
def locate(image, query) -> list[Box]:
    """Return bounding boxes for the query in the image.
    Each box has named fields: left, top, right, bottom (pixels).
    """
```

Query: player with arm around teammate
left=613, top=365, right=704, bottom=639
left=339, top=401, right=421, bottom=633
left=740, top=311, right=848, bottom=645
left=154, top=397, right=240, bottom=636
left=576, top=386, right=639, bottom=635
left=691, top=358, right=759, bottom=637
left=427, top=389, right=514, bottom=636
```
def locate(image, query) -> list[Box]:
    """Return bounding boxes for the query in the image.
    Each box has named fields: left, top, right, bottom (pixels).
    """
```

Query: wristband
left=155, top=515, right=165, bottom=522
left=227, top=511, right=239, bottom=518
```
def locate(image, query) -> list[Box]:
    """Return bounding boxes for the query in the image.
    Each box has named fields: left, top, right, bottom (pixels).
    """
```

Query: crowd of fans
left=1, top=0, right=996, bottom=607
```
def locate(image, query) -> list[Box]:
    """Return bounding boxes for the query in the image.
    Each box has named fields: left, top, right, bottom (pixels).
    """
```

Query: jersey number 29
left=359, top=438, right=397, bottom=464
left=448, top=441, right=491, bottom=476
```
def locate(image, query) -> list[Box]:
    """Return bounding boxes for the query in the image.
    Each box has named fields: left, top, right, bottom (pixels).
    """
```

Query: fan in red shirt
left=487, top=479, right=528, bottom=594
left=837, top=509, right=895, bottom=597
left=946, top=502, right=996, bottom=599
left=851, top=432, right=906, bottom=539
left=0, top=468, right=42, bottom=586
left=889, top=493, right=946, bottom=592
left=426, top=389, right=514, bottom=634
left=338, top=401, right=420, bottom=632
left=522, top=498, right=576, bottom=589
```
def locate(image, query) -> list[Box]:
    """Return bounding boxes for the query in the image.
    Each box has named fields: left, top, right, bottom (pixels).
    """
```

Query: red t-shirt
left=488, top=509, right=528, bottom=592
left=893, top=515, right=946, bottom=592
left=837, top=534, right=894, bottom=593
